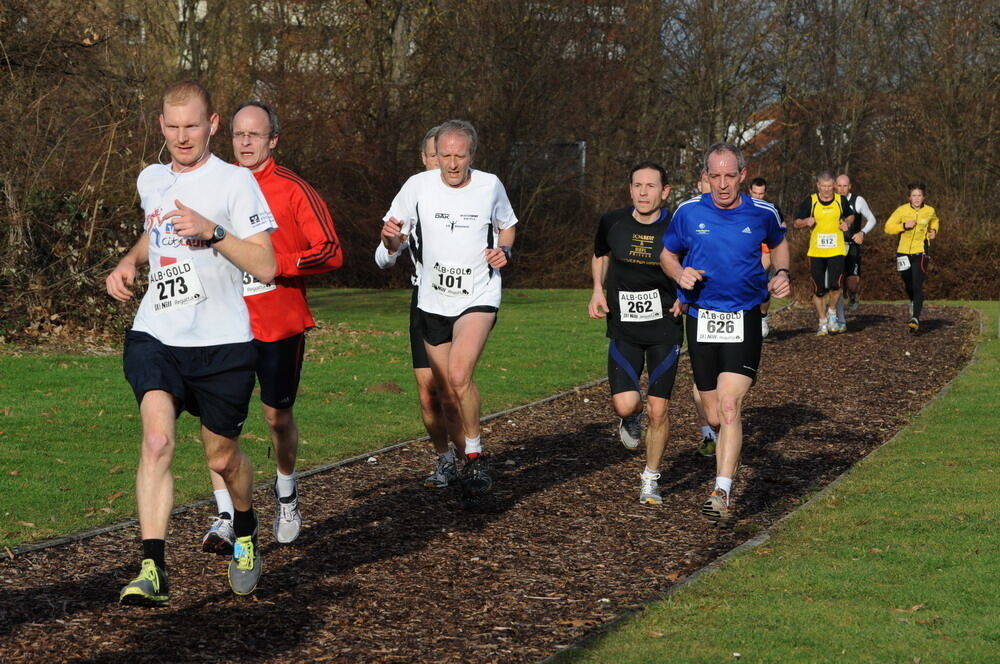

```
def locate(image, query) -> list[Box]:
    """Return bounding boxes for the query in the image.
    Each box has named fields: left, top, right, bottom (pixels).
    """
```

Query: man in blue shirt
left=660, top=142, right=791, bottom=525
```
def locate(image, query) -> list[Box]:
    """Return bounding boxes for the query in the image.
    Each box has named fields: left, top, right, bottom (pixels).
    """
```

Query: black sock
left=233, top=508, right=257, bottom=539
left=141, top=539, right=166, bottom=571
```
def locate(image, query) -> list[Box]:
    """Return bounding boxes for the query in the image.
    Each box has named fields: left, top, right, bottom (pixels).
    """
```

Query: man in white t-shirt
left=381, top=120, right=517, bottom=502
left=834, top=174, right=878, bottom=320
left=376, top=126, right=464, bottom=489
left=106, top=81, right=276, bottom=606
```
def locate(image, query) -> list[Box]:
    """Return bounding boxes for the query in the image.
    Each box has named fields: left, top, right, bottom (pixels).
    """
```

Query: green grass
left=0, top=289, right=608, bottom=548
left=558, top=301, right=999, bottom=664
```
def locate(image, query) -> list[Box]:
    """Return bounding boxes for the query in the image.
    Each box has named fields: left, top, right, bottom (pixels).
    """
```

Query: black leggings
left=898, top=253, right=928, bottom=319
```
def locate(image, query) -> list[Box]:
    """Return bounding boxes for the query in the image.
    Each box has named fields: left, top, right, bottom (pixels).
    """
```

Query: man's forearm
left=591, top=255, right=608, bottom=291
left=215, top=233, right=276, bottom=283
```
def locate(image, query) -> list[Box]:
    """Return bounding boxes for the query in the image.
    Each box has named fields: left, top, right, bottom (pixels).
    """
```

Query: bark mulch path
left=0, top=304, right=978, bottom=663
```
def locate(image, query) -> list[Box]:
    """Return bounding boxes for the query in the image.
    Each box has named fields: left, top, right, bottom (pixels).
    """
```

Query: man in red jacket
left=203, top=101, right=343, bottom=552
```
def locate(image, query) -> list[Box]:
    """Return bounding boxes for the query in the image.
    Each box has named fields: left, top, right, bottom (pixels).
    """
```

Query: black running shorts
left=809, top=255, right=845, bottom=297
left=123, top=330, right=257, bottom=438
left=254, top=332, right=305, bottom=409
left=608, top=338, right=681, bottom=400
left=418, top=306, right=498, bottom=347
left=685, top=307, right=763, bottom=391
left=409, top=288, right=430, bottom=369
left=844, top=244, right=862, bottom=278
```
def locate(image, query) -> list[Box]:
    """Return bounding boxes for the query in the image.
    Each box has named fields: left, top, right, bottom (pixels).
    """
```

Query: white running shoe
left=761, top=315, right=770, bottom=338
left=273, top=486, right=301, bottom=544
left=424, top=454, right=459, bottom=488
left=639, top=471, right=662, bottom=505
left=202, top=513, right=235, bottom=555
left=817, top=321, right=829, bottom=336
left=619, top=414, right=642, bottom=450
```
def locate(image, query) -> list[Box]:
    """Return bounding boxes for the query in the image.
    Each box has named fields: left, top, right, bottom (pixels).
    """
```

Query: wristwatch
left=210, top=224, right=227, bottom=244
left=775, top=268, right=791, bottom=279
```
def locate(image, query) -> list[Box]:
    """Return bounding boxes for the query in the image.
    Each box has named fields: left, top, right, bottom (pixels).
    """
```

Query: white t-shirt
left=132, top=154, right=276, bottom=346
left=383, top=169, right=517, bottom=317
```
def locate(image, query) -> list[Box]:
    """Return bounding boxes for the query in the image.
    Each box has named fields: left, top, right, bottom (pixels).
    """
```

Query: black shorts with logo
left=608, top=338, right=681, bottom=400
left=123, top=330, right=257, bottom=438
left=254, top=332, right=305, bottom=409
left=418, top=305, right=498, bottom=347
left=685, top=307, right=763, bottom=391
left=809, top=255, right=845, bottom=297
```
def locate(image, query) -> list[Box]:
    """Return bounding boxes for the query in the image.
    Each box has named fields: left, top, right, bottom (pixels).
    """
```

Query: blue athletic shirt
left=662, top=193, right=785, bottom=312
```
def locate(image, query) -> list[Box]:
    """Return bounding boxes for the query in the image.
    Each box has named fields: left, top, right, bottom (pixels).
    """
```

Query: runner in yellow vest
left=792, top=171, right=855, bottom=335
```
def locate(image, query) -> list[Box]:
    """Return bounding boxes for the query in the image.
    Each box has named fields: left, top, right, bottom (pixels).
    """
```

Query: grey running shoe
left=701, top=489, right=733, bottom=526
left=119, top=559, right=169, bottom=607
left=228, top=535, right=262, bottom=596
left=639, top=472, right=662, bottom=505
left=696, top=436, right=716, bottom=457
left=424, top=454, right=458, bottom=488
left=273, top=488, right=301, bottom=544
left=761, top=315, right=770, bottom=338
left=618, top=414, right=642, bottom=450
left=907, top=317, right=920, bottom=334
left=847, top=294, right=860, bottom=312
left=202, top=513, right=235, bottom=555
left=459, top=455, right=493, bottom=498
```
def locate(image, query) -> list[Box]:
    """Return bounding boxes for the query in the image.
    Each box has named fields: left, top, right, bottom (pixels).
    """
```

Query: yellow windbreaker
left=884, top=204, right=940, bottom=254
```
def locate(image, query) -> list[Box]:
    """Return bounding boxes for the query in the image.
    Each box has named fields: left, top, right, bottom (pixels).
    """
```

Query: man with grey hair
left=381, top=119, right=517, bottom=504
left=793, top=170, right=856, bottom=334
left=661, top=142, right=790, bottom=525
left=202, top=100, right=343, bottom=553
left=834, top=174, right=877, bottom=319
left=376, top=126, right=464, bottom=488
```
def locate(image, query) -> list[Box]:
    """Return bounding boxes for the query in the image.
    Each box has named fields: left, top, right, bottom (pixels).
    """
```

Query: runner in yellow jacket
left=884, top=182, right=939, bottom=333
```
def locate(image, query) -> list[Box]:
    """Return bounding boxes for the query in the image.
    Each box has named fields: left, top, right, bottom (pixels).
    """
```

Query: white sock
left=465, top=436, right=482, bottom=456
left=714, top=476, right=733, bottom=495
left=642, top=466, right=660, bottom=478
left=836, top=298, right=845, bottom=320
left=213, top=489, right=234, bottom=518
left=275, top=469, right=296, bottom=499
left=701, top=425, right=717, bottom=441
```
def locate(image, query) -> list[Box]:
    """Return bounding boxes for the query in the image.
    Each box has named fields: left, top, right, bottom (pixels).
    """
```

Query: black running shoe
left=459, top=456, right=493, bottom=498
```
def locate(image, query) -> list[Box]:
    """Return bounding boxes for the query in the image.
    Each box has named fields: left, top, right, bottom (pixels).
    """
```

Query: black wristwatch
left=209, top=224, right=227, bottom=244
left=775, top=268, right=791, bottom=279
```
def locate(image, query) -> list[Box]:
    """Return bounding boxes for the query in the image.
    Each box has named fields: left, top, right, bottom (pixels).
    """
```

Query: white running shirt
left=383, top=169, right=518, bottom=317
left=132, top=155, right=277, bottom=346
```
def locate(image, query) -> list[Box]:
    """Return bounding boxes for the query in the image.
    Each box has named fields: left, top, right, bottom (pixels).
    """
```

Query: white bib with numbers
left=696, top=308, right=744, bottom=343
left=817, top=233, right=839, bottom=249
left=896, top=255, right=911, bottom=271
left=430, top=263, right=475, bottom=297
left=242, top=271, right=276, bottom=297
left=148, top=259, right=206, bottom=315
left=618, top=289, right=663, bottom=323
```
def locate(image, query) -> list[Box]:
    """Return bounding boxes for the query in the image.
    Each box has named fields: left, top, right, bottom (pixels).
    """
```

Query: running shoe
left=201, top=513, right=235, bottom=555
left=229, top=534, right=262, bottom=596
left=816, top=321, right=829, bottom=336
left=119, top=559, right=169, bottom=607
left=847, top=294, right=860, bottom=312
left=827, top=314, right=844, bottom=334
left=618, top=414, right=642, bottom=450
left=273, top=486, right=301, bottom=544
left=696, top=436, right=716, bottom=457
left=701, top=489, right=733, bottom=526
left=761, top=315, right=770, bottom=338
left=639, top=471, right=662, bottom=505
left=459, top=455, right=493, bottom=498
left=424, top=454, right=459, bottom=488
left=907, top=317, right=920, bottom=334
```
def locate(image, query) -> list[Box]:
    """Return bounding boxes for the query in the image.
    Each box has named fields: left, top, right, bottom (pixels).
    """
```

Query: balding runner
left=834, top=174, right=877, bottom=323
left=661, top=142, right=790, bottom=525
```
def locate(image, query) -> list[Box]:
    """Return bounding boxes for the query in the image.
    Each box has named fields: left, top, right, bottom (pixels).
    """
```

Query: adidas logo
left=742, top=227, right=752, bottom=234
